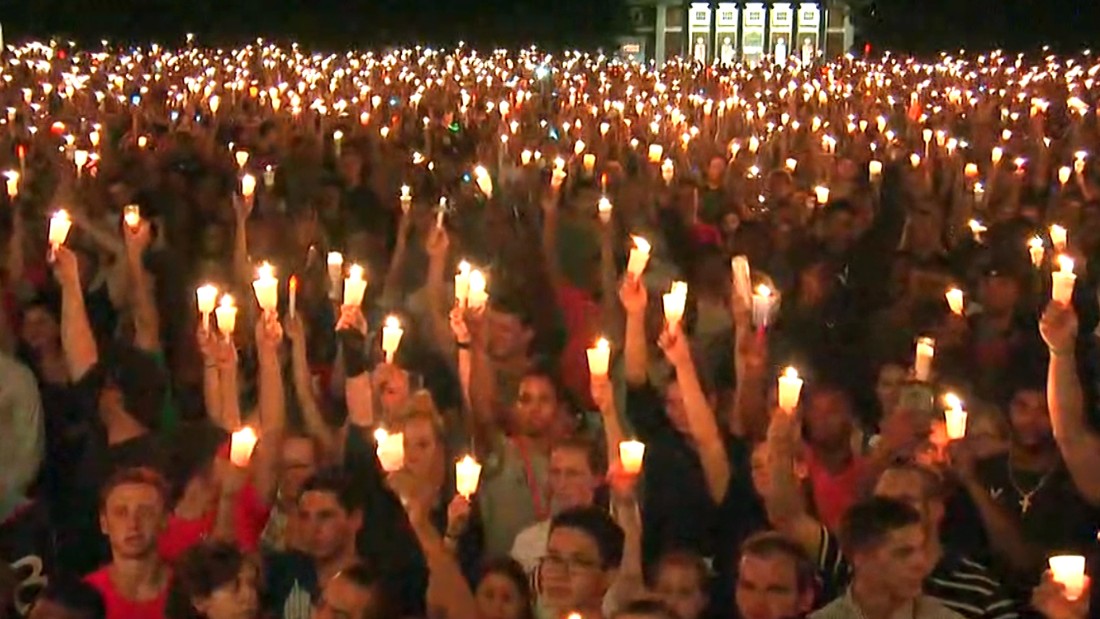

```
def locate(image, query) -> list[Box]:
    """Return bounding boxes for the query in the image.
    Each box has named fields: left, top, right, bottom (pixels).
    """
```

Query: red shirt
left=85, top=567, right=169, bottom=619
left=805, top=449, right=868, bottom=532
left=555, top=283, right=599, bottom=411
left=156, top=481, right=271, bottom=563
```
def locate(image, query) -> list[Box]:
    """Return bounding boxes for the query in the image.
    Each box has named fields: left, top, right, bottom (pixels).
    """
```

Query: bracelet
left=456, top=341, right=471, bottom=350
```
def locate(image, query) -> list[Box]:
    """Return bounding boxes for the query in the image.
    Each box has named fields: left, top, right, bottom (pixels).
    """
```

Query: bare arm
left=408, top=502, right=480, bottom=619
left=123, top=222, right=161, bottom=352
left=621, top=277, right=649, bottom=386
left=198, top=329, right=225, bottom=428
left=379, top=212, right=413, bottom=306
left=287, top=316, right=337, bottom=457
left=251, top=316, right=286, bottom=503
left=766, top=409, right=824, bottom=558
left=55, top=247, right=99, bottom=381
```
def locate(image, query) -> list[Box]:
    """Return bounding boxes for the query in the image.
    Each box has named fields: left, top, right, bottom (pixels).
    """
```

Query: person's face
left=339, top=154, right=363, bottom=185
left=475, top=572, right=526, bottom=619
left=298, top=491, right=361, bottom=563
left=876, top=364, right=907, bottom=414
left=377, top=368, right=411, bottom=416
left=195, top=563, right=260, bottom=619
left=979, top=275, right=1020, bottom=314
left=736, top=553, right=812, bottom=619
left=798, top=263, right=830, bottom=303
left=539, top=527, right=614, bottom=613
left=19, top=306, right=59, bottom=353
left=280, top=437, right=319, bottom=501
left=654, top=563, right=707, bottom=619
left=487, top=310, right=532, bottom=360
left=1008, top=389, right=1052, bottom=449
left=663, top=382, right=691, bottom=435
left=549, top=447, right=597, bottom=512
left=804, top=391, right=853, bottom=450
left=855, top=524, right=928, bottom=601
left=706, top=157, right=725, bottom=184
left=403, top=417, right=442, bottom=480
left=312, top=575, right=376, bottom=619
left=514, top=376, right=559, bottom=438
left=99, top=482, right=165, bottom=560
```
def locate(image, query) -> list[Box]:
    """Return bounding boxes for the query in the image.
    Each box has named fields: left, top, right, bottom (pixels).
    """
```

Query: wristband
left=456, top=340, right=471, bottom=350
left=339, top=328, right=369, bottom=378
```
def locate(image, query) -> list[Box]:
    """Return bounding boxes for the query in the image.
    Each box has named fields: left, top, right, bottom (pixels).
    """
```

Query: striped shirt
left=815, top=525, right=1019, bottom=619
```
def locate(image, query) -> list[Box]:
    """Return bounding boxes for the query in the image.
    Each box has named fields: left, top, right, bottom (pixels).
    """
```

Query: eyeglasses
left=539, top=553, right=602, bottom=574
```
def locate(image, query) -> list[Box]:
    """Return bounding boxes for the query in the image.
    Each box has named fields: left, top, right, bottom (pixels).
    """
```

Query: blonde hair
left=396, top=390, right=446, bottom=441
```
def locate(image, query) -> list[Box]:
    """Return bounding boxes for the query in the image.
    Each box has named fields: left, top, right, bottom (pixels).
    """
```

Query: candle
left=1029, top=237, right=1045, bottom=268
left=48, top=210, right=72, bottom=249
left=436, top=197, right=447, bottom=228
left=945, top=287, right=964, bottom=316
left=914, top=337, right=935, bottom=382
left=597, top=197, right=612, bottom=224
left=751, top=284, right=773, bottom=328
left=374, top=428, right=405, bottom=472
left=73, top=150, right=88, bottom=177
left=252, top=262, right=279, bottom=313
left=381, top=315, right=404, bottom=363
left=333, top=130, right=344, bottom=157
left=327, top=252, right=344, bottom=301
left=991, top=146, right=1003, bottom=166
left=647, top=144, right=664, bottom=163
left=868, top=160, right=883, bottom=181
left=454, top=261, right=471, bottom=307
left=209, top=95, right=220, bottom=115
left=123, top=204, right=141, bottom=229
left=1059, top=166, right=1072, bottom=186
left=582, top=153, right=596, bottom=175
left=137, top=136, right=149, bottom=149
left=943, top=393, right=968, bottom=440
left=1052, top=255, right=1076, bottom=305
left=1050, top=224, right=1068, bottom=253
left=778, top=367, right=804, bottom=413
left=4, top=171, right=18, bottom=200
left=586, top=337, right=611, bottom=377
left=574, top=140, right=587, bottom=156
left=229, top=427, right=259, bottom=467
left=399, top=185, right=412, bottom=213
left=455, top=455, right=483, bottom=499
left=662, top=281, right=688, bottom=329
left=474, top=166, right=493, bottom=198
left=814, top=186, right=830, bottom=205
left=661, top=158, right=675, bottom=184
left=964, top=163, right=979, bottom=179
left=520, top=150, right=533, bottom=166
left=618, top=440, right=646, bottom=474
left=1049, top=555, right=1087, bottom=601
left=196, top=284, right=219, bottom=319
left=240, top=173, right=257, bottom=199
left=627, top=236, right=651, bottom=279
left=785, top=158, right=798, bottom=172
left=215, top=294, right=238, bottom=339
left=234, top=150, right=250, bottom=169
left=344, top=264, right=368, bottom=308
left=468, top=269, right=489, bottom=310
left=909, top=153, right=922, bottom=168
left=599, top=122, right=610, bottom=137
left=263, top=165, right=276, bottom=188
left=288, top=275, right=298, bottom=320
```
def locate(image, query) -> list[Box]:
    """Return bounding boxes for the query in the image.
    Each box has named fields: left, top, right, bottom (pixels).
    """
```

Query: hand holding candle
left=751, top=284, right=774, bottom=328
left=914, top=337, right=935, bottom=382
left=240, top=174, right=257, bottom=199
left=945, top=287, right=964, bottom=316
left=586, top=337, right=611, bottom=378
left=1049, top=555, right=1087, bottom=601
left=252, top=262, right=279, bottom=314
left=662, top=281, right=688, bottom=330
left=48, top=210, right=73, bottom=252
left=196, top=284, right=218, bottom=329
left=1052, top=256, right=1077, bottom=305
left=778, top=367, right=804, bottom=413
left=627, top=236, right=651, bottom=279
left=123, top=204, right=141, bottom=230
left=381, top=315, right=404, bottom=363
left=344, top=264, right=368, bottom=308
left=474, top=166, right=493, bottom=198
left=618, top=440, right=646, bottom=475
left=454, top=261, right=471, bottom=307
left=467, top=269, right=489, bottom=310
left=230, top=427, right=259, bottom=467
left=4, top=171, right=18, bottom=200
left=661, top=158, right=675, bottom=184
left=455, top=455, right=483, bottom=499
left=215, top=294, right=238, bottom=340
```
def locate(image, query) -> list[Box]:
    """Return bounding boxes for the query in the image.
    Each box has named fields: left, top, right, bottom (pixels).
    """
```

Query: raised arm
left=250, top=313, right=286, bottom=504
left=423, top=227, right=457, bottom=359
left=1040, top=302, right=1100, bottom=504
left=657, top=325, right=730, bottom=504
left=197, top=328, right=225, bottom=427
left=54, top=246, right=99, bottom=381
left=765, top=409, right=824, bottom=559
left=465, top=306, right=501, bottom=460
left=591, top=374, right=625, bottom=472
left=379, top=208, right=413, bottom=306
left=285, top=314, right=337, bottom=457
left=540, top=181, right=564, bottom=290
left=122, top=221, right=161, bottom=352
left=620, top=276, right=649, bottom=386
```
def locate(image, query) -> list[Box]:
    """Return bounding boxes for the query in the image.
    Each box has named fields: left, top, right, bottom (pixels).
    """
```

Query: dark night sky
left=2, top=0, right=1099, bottom=52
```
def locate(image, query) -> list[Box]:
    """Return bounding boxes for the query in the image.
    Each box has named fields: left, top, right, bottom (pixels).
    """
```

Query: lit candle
left=814, top=186, right=830, bottom=205
left=991, top=146, right=1003, bottom=166
left=599, top=122, right=611, bottom=137
left=661, top=158, right=675, bottom=185
left=234, top=150, right=250, bottom=169
left=1050, top=224, right=1068, bottom=253
left=454, top=261, right=471, bottom=307
left=327, top=252, right=344, bottom=301
left=474, top=166, right=493, bottom=198
left=582, top=153, right=596, bottom=175
left=137, top=136, right=148, bottom=149
left=399, top=185, right=412, bottom=213
left=964, top=163, right=979, bottom=179
left=647, top=144, right=663, bottom=163
left=343, top=264, right=368, bottom=308
left=1029, top=237, right=1045, bottom=268
left=73, top=150, right=88, bottom=177
left=945, top=287, right=964, bottom=316
left=751, top=284, right=773, bottom=328
left=1052, top=255, right=1076, bottom=305
left=785, top=158, right=798, bottom=172
left=909, top=153, right=922, bottom=168
left=777, top=367, right=804, bottom=413
left=288, top=275, right=298, bottom=320
left=869, top=160, right=883, bottom=181
left=333, top=130, right=344, bottom=157
left=586, top=337, right=611, bottom=377
left=468, top=270, right=489, bottom=310
left=618, top=440, right=646, bottom=475
left=252, top=262, right=279, bottom=314
left=381, top=315, right=404, bottom=363
left=240, top=173, right=257, bottom=199
left=215, top=294, right=238, bottom=339
left=375, top=428, right=405, bottom=472
left=597, top=197, right=612, bottom=224
left=520, top=150, right=533, bottom=166
left=48, top=210, right=73, bottom=249
left=574, top=140, right=587, bottom=156
left=1049, top=555, right=1087, bottom=601
left=455, top=455, right=483, bottom=499
left=943, top=393, right=968, bottom=440
left=229, top=427, right=259, bottom=467
left=662, top=281, right=688, bottom=329
left=914, top=337, right=935, bottom=382
left=4, top=171, right=18, bottom=200
left=627, top=236, right=651, bottom=279
left=263, top=165, right=276, bottom=188
left=123, top=204, right=141, bottom=230
left=1059, top=166, right=1072, bottom=186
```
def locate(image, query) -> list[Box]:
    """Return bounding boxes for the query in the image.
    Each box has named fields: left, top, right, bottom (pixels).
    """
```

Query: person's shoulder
left=807, top=596, right=850, bottom=618
left=83, top=565, right=110, bottom=590
left=919, top=595, right=967, bottom=619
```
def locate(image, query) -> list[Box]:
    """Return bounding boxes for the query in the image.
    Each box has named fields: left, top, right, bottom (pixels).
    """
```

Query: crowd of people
left=0, top=39, right=1097, bottom=619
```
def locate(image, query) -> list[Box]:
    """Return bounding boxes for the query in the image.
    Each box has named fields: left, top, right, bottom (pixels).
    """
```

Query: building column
left=655, top=2, right=668, bottom=62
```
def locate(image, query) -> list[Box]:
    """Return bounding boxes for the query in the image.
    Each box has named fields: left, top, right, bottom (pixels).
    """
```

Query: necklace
left=1005, top=452, right=1057, bottom=514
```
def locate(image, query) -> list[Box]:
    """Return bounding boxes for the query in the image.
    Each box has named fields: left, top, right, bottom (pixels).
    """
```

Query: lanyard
left=514, top=438, right=549, bottom=521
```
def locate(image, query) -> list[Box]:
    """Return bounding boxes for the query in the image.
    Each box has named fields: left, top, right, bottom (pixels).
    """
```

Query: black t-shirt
left=0, top=501, right=53, bottom=617
left=263, top=550, right=318, bottom=619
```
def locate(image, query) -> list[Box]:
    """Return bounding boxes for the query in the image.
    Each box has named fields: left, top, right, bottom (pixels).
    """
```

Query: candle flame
left=384, top=315, right=401, bottom=329
left=1059, top=255, right=1075, bottom=274
left=349, top=264, right=365, bottom=280
left=944, top=392, right=963, bottom=411
left=219, top=294, right=235, bottom=308
left=755, top=284, right=772, bottom=297
left=328, top=251, right=344, bottom=266
left=632, top=236, right=650, bottom=253
left=257, top=261, right=275, bottom=280
left=783, top=367, right=799, bottom=380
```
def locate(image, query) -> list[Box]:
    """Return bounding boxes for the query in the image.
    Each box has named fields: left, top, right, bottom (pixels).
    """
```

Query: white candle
left=582, top=153, right=596, bottom=175
left=436, top=197, right=447, bottom=228
left=785, top=158, right=798, bottom=172
left=520, top=150, right=533, bottom=166
left=1029, top=237, right=1045, bottom=268
left=252, top=262, right=279, bottom=313
left=618, top=440, right=646, bottom=475
left=48, top=210, right=72, bottom=248
left=123, top=204, right=141, bottom=229
left=964, top=163, right=979, bottom=179
left=1052, top=255, right=1077, bottom=305
left=991, top=146, right=1003, bottom=166
left=399, top=185, right=412, bottom=213
left=662, top=281, right=688, bottom=329
left=289, top=275, right=298, bottom=320
left=381, top=315, right=404, bottom=363
left=627, top=236, right=651, bottom=279
left=474, top=166, right=493, bottom=198
left=234, top=150, right=250, bottom=169
left=344, top=264, right=368, bottom=308
left=943, top=393, right=968, bottom=440
left=909, top=153, right=922, bottom=168
left=263, top=165, right=276, bottom=188
left=751, top=284, right=773, bottom=328
left=1049, top=555, right=1087, bottom=601
left=73, top=149, right=88, bottom=177
left=468, top=270, right=489, bottom=310
left=647, top=144, right=663, bottom=163
left=375, top=428, right=405, bottom=472
left=661, top=158, right=675, bottom=184
left=869, top=160, right=883, bottom=181
left=1050, top=224, right=1068, bottom=253
left=327, top=252, right=344, bottom=301
left=814, top=186, right=830, bottom=205
left=196, top=284, right=219, bottom=317
left=215, top=294, right=238, bottom=339
left=229, top=427, right=259, bottom=467
left=597, top=197, right=612, bottom=224
left=586, top=337, right=611, bottom=377
left=778, top=367, right=804, bottom=413
left=455, top=455, right=483, bottom=499
left=945, top=287, right=964, bottom=316
left=454, top=261, right=471, bottom=307
left=914, top=337, right=935, bottom=382
left=4, top=171, right=18, bottom=200
left=240, top=173, right=257, bottom=199
left=1059, top=166, right=1073, bottom=186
